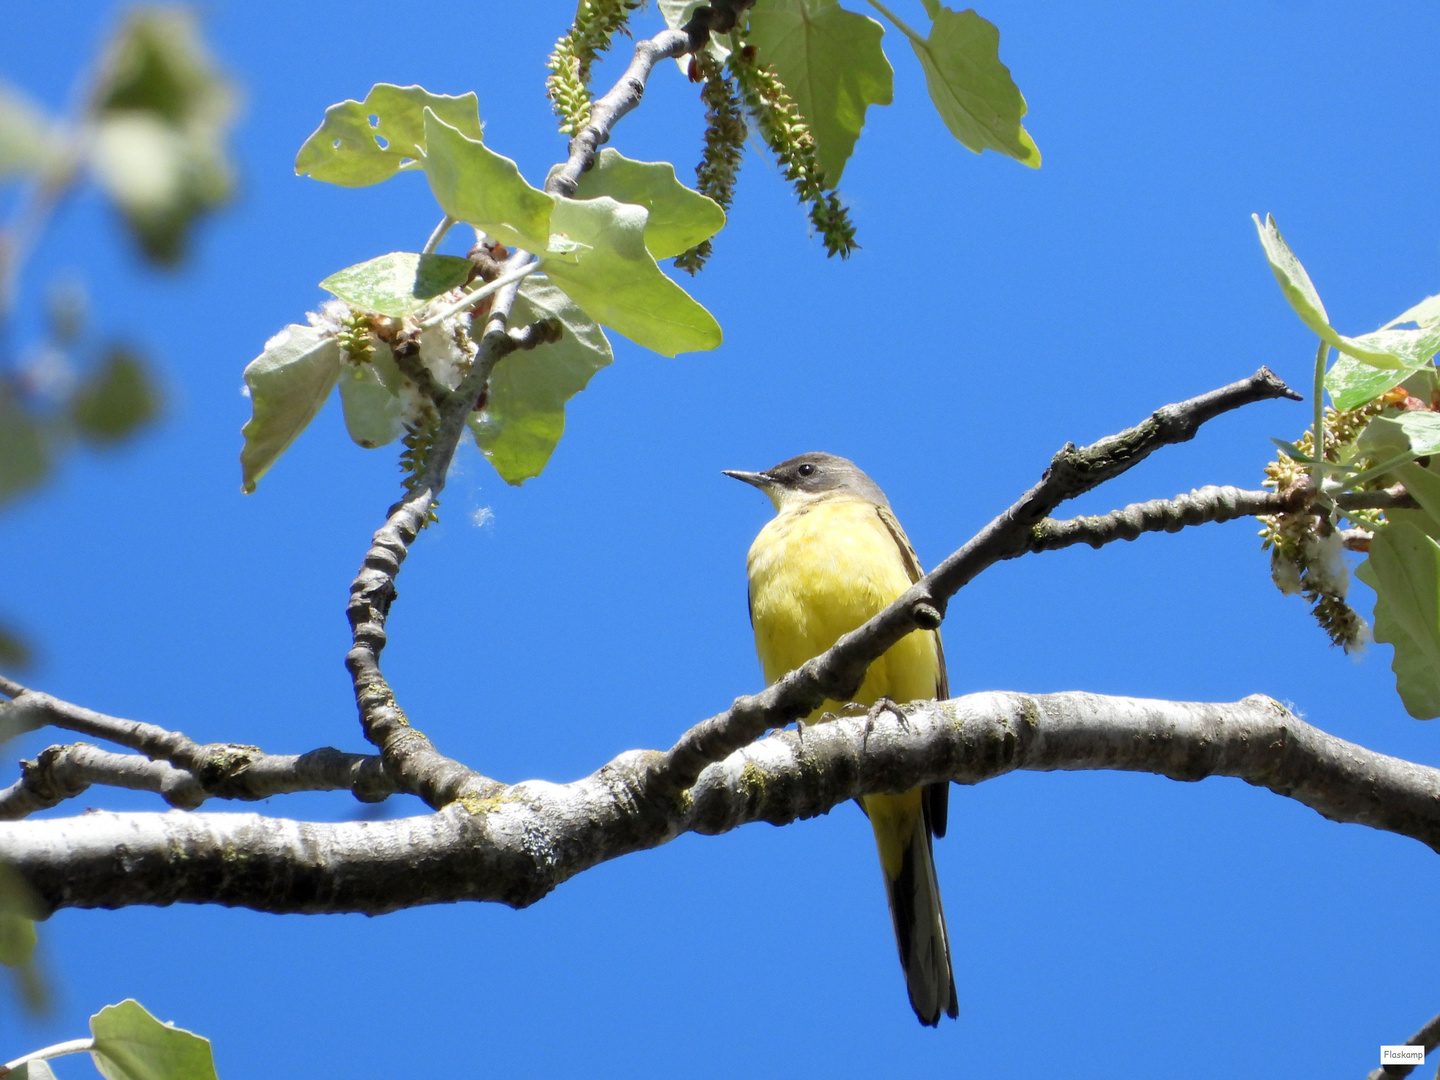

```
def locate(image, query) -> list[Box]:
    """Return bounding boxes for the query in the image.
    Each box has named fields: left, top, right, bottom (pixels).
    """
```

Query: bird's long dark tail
left=863, top=788, right=958, bottom=1026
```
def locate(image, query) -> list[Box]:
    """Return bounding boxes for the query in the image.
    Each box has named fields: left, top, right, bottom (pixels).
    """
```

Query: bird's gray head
left=723, top=452, right=890, bottom=512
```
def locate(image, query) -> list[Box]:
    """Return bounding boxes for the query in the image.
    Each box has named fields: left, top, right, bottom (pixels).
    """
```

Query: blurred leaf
left=467, top=276, right=613, bottom=484
left=88, top=8, right=235, bottom=265
left=1357, top=522, right=1440, bottom=719
left=747, top=0, right=893, bottom=185
left=10, top=1061, right=58, bottom=1080
left=0, top=862, right=49, bottom=1015
left=1325, top=354, right=1413, bottom=411
left=421, top=109, right=553, bottom=253
left=887, top=3, right=1039, bottom=167
left=240, top=324, right=342, bottom=493
left=1383, top=293, right=1440, bottom=330
left=543, top=196, right=722, bottom=356
left=295, top=83, right=482, bottom=188
left=338, top=341, right=406, bottom=449
left=550, top=148, right=726, bottom=260
left=0, top=82, right=68, bottom=182
left=90, top=1000, right=218, bottom=1080
left=0, top=387, right=50, bottom=507
left=0, top=625, right=31, bottom=670
left=72, top=349, right=161, bottom=444
left=320, top=252, right=472, bottom=317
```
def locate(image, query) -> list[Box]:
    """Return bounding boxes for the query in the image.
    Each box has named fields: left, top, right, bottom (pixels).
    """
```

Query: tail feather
left=866, top=791, right=958, bottom=1025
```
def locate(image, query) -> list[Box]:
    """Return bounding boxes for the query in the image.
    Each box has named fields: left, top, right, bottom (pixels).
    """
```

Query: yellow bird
left=725, top=452, right=958, bottom=1026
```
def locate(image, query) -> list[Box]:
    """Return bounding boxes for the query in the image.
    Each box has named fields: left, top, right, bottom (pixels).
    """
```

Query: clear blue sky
left=4, top=1, right=1440, bottom=1076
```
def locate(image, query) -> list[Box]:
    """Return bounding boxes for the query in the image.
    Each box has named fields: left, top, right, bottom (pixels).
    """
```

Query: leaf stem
left=418, top=259, right=541, bottom=330
left=421, top=215, right=456, bottom=256
left=862, top=0, right=927, bottom=47
left=4, top=1038, right=95, bottom=1071
left=1311, top=339, right=1329, bottom=495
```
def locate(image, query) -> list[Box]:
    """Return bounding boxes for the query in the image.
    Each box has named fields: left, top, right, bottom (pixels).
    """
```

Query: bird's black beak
left=723, top=469, right=772, bottom=490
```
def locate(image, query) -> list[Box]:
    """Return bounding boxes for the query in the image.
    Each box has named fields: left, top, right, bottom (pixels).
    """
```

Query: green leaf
left=240, top=324, right=342, bottom=493
left=338, top=342, right=406, bottom=449
left=542, top=196, right=722, bottom=357
left=1358, top=522, right=1440, bottom=719
left=1395, top=463, right=1440, bottom=532
left=11, top=1061, right=58, bottom=1080
left=467, top=276, right=613, bottom=484
left=0, top=625, right=31, bottom=670
left=890, top=3, right=1039, bottom=167
left=72, top=349, right=162, bottom=443
left=87, top=9, right=235, bottom=266
left=659, top=0, right=732, bottom=67
left=1325, top=353, right=1412, bottom=411
left=550, top=149, right=725, bottom=260
left=421, top=109, right=553, bottom=253
left=1383, top=293, right=1440, bottom=330
left=319, top=252, right=473, bottom=317
left=0, top=862, right=48, bottom=1014
left=295, top=84, right=482, bottom=188
left=1358, top=412, right=1440, bottom=459
left=0, top=82, right=67, bottom=182
left=0, top=388, right=49, bottom=507
left=747, top=0, right=893, bottom=184
left=90, top=1000, right=218, bottom=1080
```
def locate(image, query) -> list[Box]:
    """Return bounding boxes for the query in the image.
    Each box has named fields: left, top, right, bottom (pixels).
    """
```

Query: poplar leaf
left=240, top=324, right=342, bottom=493
left=904, top=5, right=1039, bottom=166
left=550, top=148, right=725, bottom=259
left=747, top=0, right=893, bottom=184
left=295, top=84, right=482, bottom=188
left=542, top=197, right=722, bottom=356
left=1358, top=522, right=1440, bottom=719
left=338, top=341, right=406, bottom=449
left=0, top=83, right=67, bottom=181
left=467, top=277, right=613, bottom=484
left=1357, top=412, right=1440, bottom=459
left=72, top=349, right=161, bottom=443
left=10, top=1062, right=57, bottom=1080
left=659, top=0, right=732, bottom=69
left=0, top=389, right=49, bottom=506
left=1325, top=355, right=1414, bottom=411
left=1383, top=293, right=1440, bottom=330
left=319, top=252, right=473, bottom=317
left=90, top=1000, right=218, bottom=1080
left=421, top=109, right=553, bottom=253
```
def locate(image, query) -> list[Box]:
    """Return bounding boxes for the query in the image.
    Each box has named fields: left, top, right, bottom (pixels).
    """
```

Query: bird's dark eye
left=797, top=463, right=816, bottom=477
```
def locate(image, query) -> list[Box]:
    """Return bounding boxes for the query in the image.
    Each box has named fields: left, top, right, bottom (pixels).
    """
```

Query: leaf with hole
left=240, top=324, right=342, bottom=493
left=320, top=252, right=473, bottom=317
left=747, top=0, right=893, bottom=185
left=467, top=276, right=613, bottom=485
left=296, top=84, right=482, bottom=188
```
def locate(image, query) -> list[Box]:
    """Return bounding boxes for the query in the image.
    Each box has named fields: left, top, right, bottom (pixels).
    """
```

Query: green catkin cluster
left=729, top=45, right=856, bottom=258
left=1258, top=400, right=1387, bottom=652
left=546, top=0, right=642, bottom=136
left=336, top=310, right=374, bottom=366
left=675, top=52, right=747, bottom=275
left=399, top=411, right=442, bottom=526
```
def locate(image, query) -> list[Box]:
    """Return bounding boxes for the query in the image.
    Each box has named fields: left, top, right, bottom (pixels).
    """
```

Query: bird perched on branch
left=724, top=452, right=957, bottom=1026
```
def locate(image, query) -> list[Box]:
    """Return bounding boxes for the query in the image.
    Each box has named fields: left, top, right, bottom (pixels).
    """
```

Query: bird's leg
left=859, top=697, right=906, bottom=754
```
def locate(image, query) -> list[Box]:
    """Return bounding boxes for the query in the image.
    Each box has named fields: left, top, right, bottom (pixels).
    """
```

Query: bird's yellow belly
left=747, top=498, right=940, bottom=723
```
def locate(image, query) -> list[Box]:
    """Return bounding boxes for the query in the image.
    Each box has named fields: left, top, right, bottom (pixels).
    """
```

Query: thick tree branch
left=1028, top=485, right=1415, bottom=553
left=5, top=691, right=1439, bottom=915
left=656, top=368, right=1302, bottom=791
left=1367, top=1008, right=1440, bottom=1079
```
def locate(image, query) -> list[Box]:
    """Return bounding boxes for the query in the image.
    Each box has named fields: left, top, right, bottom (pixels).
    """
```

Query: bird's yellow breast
left=747, top=496, right=941, bottom=722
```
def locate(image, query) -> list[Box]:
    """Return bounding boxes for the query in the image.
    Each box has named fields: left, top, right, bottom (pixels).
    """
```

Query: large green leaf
left=0, top=389, right=49, bottom=507
left=0, top=82, right=66, bottom=181
left=295, top=84, right=482, bottom=188
left=877, top=2, right=1038, bottom=167
left=87, top=9, right=235, bottom=266
left=747, top=0, right=893, bottom=185
left=72, top=349, right=161, bottom=443
left=550, top=149, right=725, bottom=260
left=542, top=196, right=722, bottom=357
left=1383, top=293, right=1440, bottom=330
left=1358, top=522, right=1440, bottom=719
left=421, top=109, right=553, bottom=253
left=90, top=1000, right=219, bottom=1080
left=338, top=341, right=406, bottom=449
left=319, top=252, right=473, bottom=317
left=467, top=276, right=613, bottom=484
left=240, top=324, right=342, bottom=493
left=1325, top=354, right=1412, bottom=411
